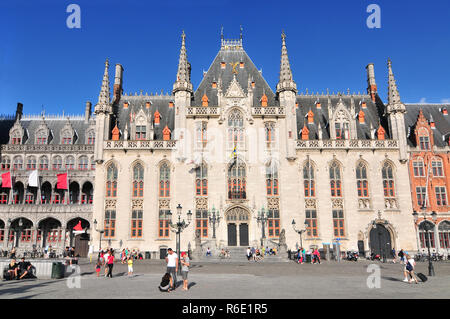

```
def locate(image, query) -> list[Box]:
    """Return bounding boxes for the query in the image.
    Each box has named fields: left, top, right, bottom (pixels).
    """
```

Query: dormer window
left=212, top=82, right=217, bottom=88
left=240, top=62, right=244, bottom=68
left=335, top=122, right=349, bottom=140
left=36, top=130, right=48, bottom=145
left=418, top=128, right=430, bottom=150
left=86, top=130, right=95, bottom=145
left=61, top=130, right=73, bottom=145
left=135, top=125, right=146, bottom=140
left=10, top=130, right=21, bottom=145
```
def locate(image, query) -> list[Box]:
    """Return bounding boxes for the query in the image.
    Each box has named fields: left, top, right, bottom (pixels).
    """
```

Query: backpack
left=406, top=261, right=413, bottom=271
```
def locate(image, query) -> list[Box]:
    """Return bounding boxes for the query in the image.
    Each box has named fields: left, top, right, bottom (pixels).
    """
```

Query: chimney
left=15, top=102, right=23, bottom=121
left=113, top=64, right=124, bottom=101
left=366, top=63, right=377, bottom=102
left=85, top=101, right=92, bottom=123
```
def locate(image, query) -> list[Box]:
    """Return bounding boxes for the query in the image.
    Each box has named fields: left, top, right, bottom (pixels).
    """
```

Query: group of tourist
left=295, top=248, right=321, bottom=264
left=159, top=248, right=190, bottom=292
left=4, top=257, right=34, bottom=280
left=96, top=249, right=115, bottom=278
left=246, top=246, right=277, bottom=262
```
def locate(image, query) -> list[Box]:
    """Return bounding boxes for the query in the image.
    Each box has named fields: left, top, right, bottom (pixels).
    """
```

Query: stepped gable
left=193, top=40, right=278, bottom=107
left=115, top=94, right=174, bottom=140
left=295, top=94, right=384, bottom=140
left=404, top=104, right=450, bottom=147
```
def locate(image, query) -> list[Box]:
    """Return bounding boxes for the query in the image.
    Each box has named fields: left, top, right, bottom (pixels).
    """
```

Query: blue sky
left=1, top=0, right=450, bottom=115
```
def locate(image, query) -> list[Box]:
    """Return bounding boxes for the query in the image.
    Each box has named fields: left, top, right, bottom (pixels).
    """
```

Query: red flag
left=1, top=172, right=12, bottom=188
left=57, top=173, right=68, bottom=190
left=73, top=220, right=83, bottom=231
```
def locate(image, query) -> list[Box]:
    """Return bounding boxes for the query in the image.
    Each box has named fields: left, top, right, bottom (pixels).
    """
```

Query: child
left=127, top=256, right=133, bottom=276
left=95, top=261, right=101, bottom=277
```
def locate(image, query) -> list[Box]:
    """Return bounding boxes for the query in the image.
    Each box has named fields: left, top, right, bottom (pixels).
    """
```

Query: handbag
left=406, top=261, right=413, bottom=271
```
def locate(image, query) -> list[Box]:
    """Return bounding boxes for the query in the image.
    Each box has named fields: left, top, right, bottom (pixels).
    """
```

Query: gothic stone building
left=0, top=103, right=95, bottom=257
left=89, top=32, right=421, bottom=258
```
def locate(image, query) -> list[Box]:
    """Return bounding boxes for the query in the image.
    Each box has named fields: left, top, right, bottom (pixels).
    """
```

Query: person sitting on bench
left=6, top=259, right=19, bottom=280
left=18, top=257, right=34, bottom=279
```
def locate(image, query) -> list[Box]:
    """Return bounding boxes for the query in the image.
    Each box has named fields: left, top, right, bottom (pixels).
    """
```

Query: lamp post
left=208, top=205, right=221, bottom=239
left=7, top=218, right=13, bottom=251
left=168, top=204, right=192, bottom=275
left=93, top=219, right=104, bottom=252
left=292, top=218, right=308, bottom=249
left=255, top=206, right=268, bottom=247
left=412, top=207, right=437, bottom=276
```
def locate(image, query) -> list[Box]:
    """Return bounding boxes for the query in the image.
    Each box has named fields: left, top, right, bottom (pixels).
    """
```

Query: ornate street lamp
left=93, top=219, right=105, bottom=252
left=208, top=205, right=221, bottom=239
left=292, top=218, right=308, bottom=249
left=413, top=207, right=437, bottom=276
left=255, top=206, right=268, bottom=246
left=169, top=204, right=192, bottom=274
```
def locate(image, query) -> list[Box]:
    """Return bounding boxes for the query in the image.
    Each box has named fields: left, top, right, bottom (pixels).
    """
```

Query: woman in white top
left=404, top=253, right=419, bottom=284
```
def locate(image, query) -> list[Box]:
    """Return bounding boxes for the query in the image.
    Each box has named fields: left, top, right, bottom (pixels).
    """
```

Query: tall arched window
left=227, top=109, right=244, bottom=149
left=1, top=156, right=11, bottom=171
left=52, top=156, right=62, bottom=170
left=159, top=163, right=170, bottom=197
left=106, top=164, right=118, bottom=198
left=39, top=156, right=49, bottom=170
left=65, top=156, right=75, bottom=170
left=26, top=156, right=36, bottom=170
left=195, top=163, right=207, bottom=196
left=438, top=221, right=450, bottom=249
left=13, top=156, right=23, bottom=170
left=266, top=161, right=278, bottom=196
left=36, top=130, right=47, bottom=144
left=419, top=221, right=435, bottom=249
left=413, top=157, right=425, bottom=177
left=329, top=161, right=342, bottom=197
left=132, top=163, right=144, bottom=198
left=356, top=162, right=369, bottom=198
left=86, top=130, right=95, bottom=145
left=303, top=161, right=315, bottom=198
left=78, top=156, right=88, bottom=170
left=228, top=158, right=246, bottom=199
left=61, top=130, right=73, bottom=144
left=382, top=162, right=395, bottom=198
left=265, top=122, right=276, bottom=149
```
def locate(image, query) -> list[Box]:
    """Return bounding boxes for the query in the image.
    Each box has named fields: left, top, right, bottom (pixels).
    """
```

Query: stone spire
left=95, top=59, right=111, bottom=113
left=173, top=30, right=193, bottom=94
left=387, top=59, right=405, bottom=113
left=276, top=31, right=297, bottom=94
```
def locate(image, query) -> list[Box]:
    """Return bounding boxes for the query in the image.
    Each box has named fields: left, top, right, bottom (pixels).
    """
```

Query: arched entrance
left=67, top=218, right=90, bottom=257
left=225, top=207, right=250, bottom=247
left=369, top=224, right=392, bottom=257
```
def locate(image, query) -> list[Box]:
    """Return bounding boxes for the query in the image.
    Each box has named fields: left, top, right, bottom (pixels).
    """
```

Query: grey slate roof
left=114, top=94, right=174, bottom=140
left=295, top=94, right=387, bottom=140
left=404, top=104, right=450, bottom=147
left=193, top=46, right=278, bottom=107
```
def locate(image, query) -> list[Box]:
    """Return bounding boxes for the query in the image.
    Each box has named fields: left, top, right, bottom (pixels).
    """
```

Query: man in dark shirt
left=18, top=257, right=33, bottom=279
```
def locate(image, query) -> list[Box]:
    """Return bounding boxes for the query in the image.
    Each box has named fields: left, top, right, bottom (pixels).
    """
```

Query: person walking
left=246, top=247, right=251, bottom=261
left=106, top=249, right=114, bottom=278
left=398, top=249, right=405, bottom=264
left=180, top=252, right=190, bottom=291
left=95, top=260, right=101, bottom=277
left=165, top=248, right=178, bottom=290
left=103, top=249, right=110, bottom=277
left=127, top=256, right=133, bottom=276
left=404, top=253, right=418, bottom=284
left=313, top=248, right=321, bottom=264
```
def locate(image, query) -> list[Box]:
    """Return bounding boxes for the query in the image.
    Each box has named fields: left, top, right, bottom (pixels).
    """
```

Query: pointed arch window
left=419, top=221, right=435, bottom=249
left=195, top=122, right=207, bottom=149
left=132, top=163, right=144, bottom=198
left=26, top=156, right=36, bottom=170
left=10, top=130, right=22, bottom=145
left=265, top=122, right=276, bottom=149
left=106, top=164, right=118, bottom=198
left=329, top=161, right=342, bottom=197
left=356, top=162, right=369, bottom=198
left=195, top=163, right=207, bottom=196
left=1, top=156, right=11, bottom=171
left=36, top=130, right=48, bottom=144
left=159, top=163, right=170, bottom=197
left=78, top=156, right=89, bottom=171
left=86, top=130, right=95, bottom=145
left=228, top=109, right=244, bottom=149
left=52, top=156, right=62, bottom=170
left=303, top=161, right=315, bottom=198
left=382, top=162, right=395, bottom=198
left=39, top=156, right=49, bottom=170
left=228, top=159, right=246, bottom=200
left=13, top=156, right=23, bottom=170
left=413, top=158, right=425, bottom=177
left=266, top=161, right=279, bottom=196
left=65, top=156, right=75, bottom=170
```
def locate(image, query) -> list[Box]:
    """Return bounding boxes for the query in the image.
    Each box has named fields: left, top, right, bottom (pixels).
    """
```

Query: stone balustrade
left=186, top=106, right=220, bottom=117
left=296, top=139, right=399, bottom=150
left=104, top=140, right=177, bottom=150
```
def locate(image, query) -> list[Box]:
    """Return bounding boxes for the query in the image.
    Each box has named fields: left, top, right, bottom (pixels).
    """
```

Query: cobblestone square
left=1, top=259, right=449, bottom=299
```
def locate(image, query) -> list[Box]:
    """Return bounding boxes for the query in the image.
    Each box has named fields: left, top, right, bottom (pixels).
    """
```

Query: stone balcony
left=186, top=106, right=220, bottom=117
left=104, top=140, right=177, bottom=150
left=296, top=139, right=399, bottom=150
left=252, top=107, right=285, bottom=117
left=0, top=203, right=92, bottom=214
